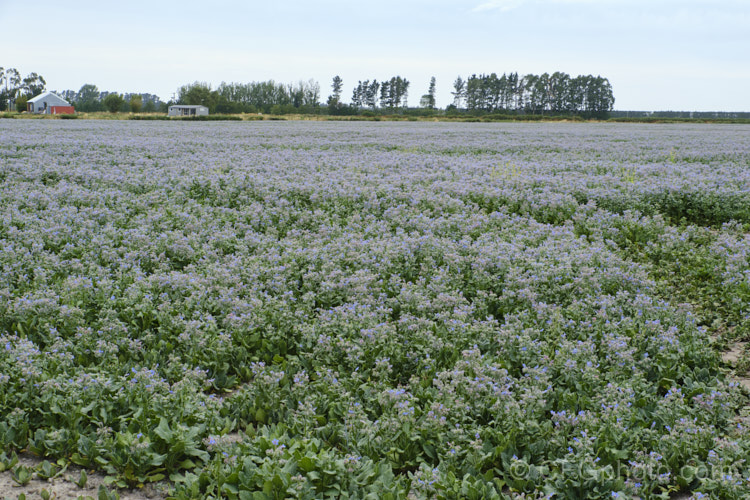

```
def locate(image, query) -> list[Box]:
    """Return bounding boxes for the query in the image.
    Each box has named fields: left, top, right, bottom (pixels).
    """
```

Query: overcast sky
left=2, top=0, right=748, bottom=111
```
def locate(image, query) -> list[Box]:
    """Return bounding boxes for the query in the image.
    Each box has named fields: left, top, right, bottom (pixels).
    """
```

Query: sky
left=1, top=0, right=748, bottom=111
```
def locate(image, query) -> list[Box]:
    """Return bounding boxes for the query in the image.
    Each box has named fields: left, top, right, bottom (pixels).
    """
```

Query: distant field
left=1, top=120, right=749, bottom=499
left=4, top=111, right=750, bottom=124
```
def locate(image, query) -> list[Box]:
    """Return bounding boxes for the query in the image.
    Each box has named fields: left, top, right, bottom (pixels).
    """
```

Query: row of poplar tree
left=179, top=72, right=613, bottom=117
left=2, top=66, right=614, bottom=118
left=450, top=72, right=615, bottom=117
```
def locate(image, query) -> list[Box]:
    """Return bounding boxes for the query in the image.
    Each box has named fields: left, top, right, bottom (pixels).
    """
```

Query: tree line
left=2, top=65, right=617, bottom=118
left=177, top=80, right=321, bottom=114
left=0, top=67, right=46, bottom=111
left=451, top=72, right=614, bottom=118
left=177, top=77, right=412, bottom=115
left=1, top=68, right=164, bottom=113
left=57, top=85, right=165, bottom=113
left=349, top=76, right=412, bottom=110
left=178, top=72, right=613, bottom=118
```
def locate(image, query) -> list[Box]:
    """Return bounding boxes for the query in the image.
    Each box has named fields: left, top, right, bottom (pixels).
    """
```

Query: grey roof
left=169, top=105, right=208, bottom=109
left=27, top=91, right=70, bottom=105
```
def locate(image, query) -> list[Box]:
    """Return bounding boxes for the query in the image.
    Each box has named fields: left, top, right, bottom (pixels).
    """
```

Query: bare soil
left=0, top=453, right=168, bottom=500
left=722, top=342, right=750, bottom=391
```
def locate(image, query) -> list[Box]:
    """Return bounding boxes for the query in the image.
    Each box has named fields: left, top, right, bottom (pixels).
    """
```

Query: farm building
left=27, top=91, right=75, bottom=115
left=168, top=105, right=209, bottom=117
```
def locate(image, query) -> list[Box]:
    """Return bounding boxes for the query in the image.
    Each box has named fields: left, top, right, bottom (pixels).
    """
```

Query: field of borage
left=1, top=119, right=749, bottom=499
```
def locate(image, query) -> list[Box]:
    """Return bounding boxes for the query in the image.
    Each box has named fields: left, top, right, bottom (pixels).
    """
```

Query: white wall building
left=168, top=105, right=209, bottom=117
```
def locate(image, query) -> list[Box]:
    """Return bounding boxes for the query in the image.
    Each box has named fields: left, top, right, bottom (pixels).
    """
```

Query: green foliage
left=178, top=82, right=218, bottom=113
left=128, top=114, right=170, bottom=121
left=327, top=75, right=343, bottom=109
left=460, top=71, right=614, bottom=117
left=129, top=95, right=143, bottom=113
left=0, top=67, right=46, bottom=111
left=103, top=93, right=125, bottom=113
left=170, top=426, right=408, bottom=499
left=11, top=464, right=32, bottom=486
left=75, top=468, right=89, bottom=488
left=35, top=459, right=66, bottom=480
left=420, top=76, right=436, bottom=109
left=0, top=451, right=19, bottom=472
left=75, top=84, right=103, bottom=112
left=98, top=485, right=121, bottom=500
left=173, top=114, right=242, bottom=121
left=15, top=94, right=28, bottom=112
left=23, top=72, right=46, bottom=96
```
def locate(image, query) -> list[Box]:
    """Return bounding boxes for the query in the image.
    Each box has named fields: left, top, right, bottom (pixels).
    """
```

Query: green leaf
left=76, top=469, right=88, bottom=488
left=186, top=447, right=209, bottom=461
left=154, top=418, right=172, bottom=441
left=98, top=485, right=118, bottom=500
left=177, top=459, right=197, bottom=469
left=255, top=409, right=267, bottom=424
left=70, top=453, right=91, bottom=467
left=149, top=453, right=167, bottom=467
left=80, top=401, right=97, bottom=415
left=607, top=448, right=629, bottom=460
left=262, top=480, right=274, bottom=495
left=298, top=456, right=316, bottom=472
left=222, top=483, right=239, bottom=494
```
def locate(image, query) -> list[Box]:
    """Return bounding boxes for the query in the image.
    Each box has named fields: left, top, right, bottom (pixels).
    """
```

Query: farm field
left=1, top=120, right=750, bottom=499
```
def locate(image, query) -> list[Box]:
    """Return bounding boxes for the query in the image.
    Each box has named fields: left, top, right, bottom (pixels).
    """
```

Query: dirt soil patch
left=0, top=453, right=168, bottom=500
left=722, top=342, right=750, bottom=391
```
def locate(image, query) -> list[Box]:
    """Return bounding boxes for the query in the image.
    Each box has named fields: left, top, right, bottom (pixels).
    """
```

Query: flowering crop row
left=1, top=120, right=749, bottom=498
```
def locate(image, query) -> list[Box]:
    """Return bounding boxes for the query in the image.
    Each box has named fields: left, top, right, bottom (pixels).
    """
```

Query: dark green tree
left=420, top=76, right=436, bottom=109
left=15, top=94, right=28, bottom=112
left=365, top=80, right=379, bottom=109
left=451, top=76, right=466, bottom=108
left=0, top=68, right=22, bottom=111
left=178, top=82, right=219, bottom=112
left=103, top=93, right=125, bottom=113
left=298, top=79, right=320, bottom=109
left=0, top=67, right=8, bottom=111
left=22, top=72, right=46, bottom=97
left=524, top=73, right=544, bottom=114
left=379, top=80, right=390, bottom=107
left=327, top=75, right=343, bottom=107
left=129, top=94, right=143, bottom=113
left=381, top=76, right=409, bottom=109
left=75, top=84, right=102, bottom=112
left=448, top=70, right=615, bottom=116
left=549, top=72, right=570, bottom=112
left=465, top=74, right=482, bottom=111
left=351, top=80, right=367, bottom=108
